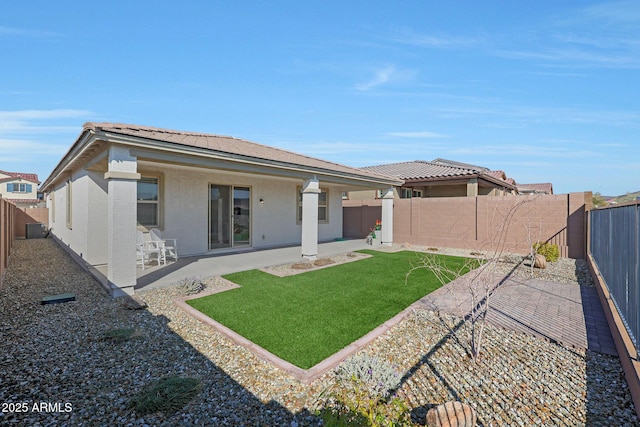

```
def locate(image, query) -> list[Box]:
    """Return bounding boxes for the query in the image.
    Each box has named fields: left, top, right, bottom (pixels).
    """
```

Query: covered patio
left=40, top=123, right=402, bottom=297
left=91, top=238, right=372, bottom=293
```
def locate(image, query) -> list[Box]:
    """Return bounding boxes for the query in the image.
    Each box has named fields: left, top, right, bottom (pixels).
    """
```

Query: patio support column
left=301, top=177, right=320, bottom=260
left=381, top=187, right=394, bottom=246
left=104, top=146, right=140, bottom=297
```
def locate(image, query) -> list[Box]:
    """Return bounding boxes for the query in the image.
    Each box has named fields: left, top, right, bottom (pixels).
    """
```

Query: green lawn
left=187, top=250, right=472, bottom=369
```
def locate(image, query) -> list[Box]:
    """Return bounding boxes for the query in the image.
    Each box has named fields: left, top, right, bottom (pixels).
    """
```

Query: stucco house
left=0, top=170, right=41, bottom=207
left=40, top=123, right=401, bottom=296
left=347, top=159, right=517, bottom=201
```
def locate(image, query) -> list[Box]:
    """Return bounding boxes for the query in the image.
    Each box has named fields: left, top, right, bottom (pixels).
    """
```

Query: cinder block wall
left=344, top=192, right=589, bottom=258
left=0, top=197, right=17, bottom=289
left=15, top=208, right=49, bottom=239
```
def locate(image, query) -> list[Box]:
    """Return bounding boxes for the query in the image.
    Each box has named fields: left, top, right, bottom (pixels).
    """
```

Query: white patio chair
left=149, top=228, right=178, bottom=264
left=136, top=230, right=162, bottom=269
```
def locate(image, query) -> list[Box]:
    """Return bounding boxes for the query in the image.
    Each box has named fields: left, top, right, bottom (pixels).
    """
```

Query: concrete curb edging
left=174, top=279, right=422, bottom=384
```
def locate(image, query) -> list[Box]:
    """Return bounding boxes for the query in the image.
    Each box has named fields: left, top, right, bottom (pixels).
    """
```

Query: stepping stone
left=41, top=293, right=76, bottom=305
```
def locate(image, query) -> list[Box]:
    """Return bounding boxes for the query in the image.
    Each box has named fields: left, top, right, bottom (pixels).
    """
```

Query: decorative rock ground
left=0, top=239, right=637, bottom=426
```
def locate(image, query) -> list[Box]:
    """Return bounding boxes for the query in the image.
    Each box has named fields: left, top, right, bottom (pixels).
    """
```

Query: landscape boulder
left=534, top=253, right=547, bottom=269
left=426, top=401, right=476, bottom=427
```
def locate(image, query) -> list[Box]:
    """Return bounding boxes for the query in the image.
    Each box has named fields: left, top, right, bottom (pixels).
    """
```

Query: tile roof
left=485, top=170, right=507, bottom=180
left=85, top=123, right=400, bottom=183
left=431, top=158, right=489, bottom=172
left=517, top=183, right=553, bottom=194
left=0, top=170, right=40, bottom=183
left=361, top=160, right=482, bottom=180
left=361, top=160, right=519, bottom=191
left=5, top=198, right=42, bottom=205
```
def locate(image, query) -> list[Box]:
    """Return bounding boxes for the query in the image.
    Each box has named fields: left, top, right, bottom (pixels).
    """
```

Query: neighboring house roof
left=517, top=183, right=554, bottom=194
left=41, top=123, right=403, bottom=191
left=0, top=170, right=40, bottom=184
left=485, top=170, right=507, bottom=180
left=431, top=158, right=489, bottom=172
left=5, top=198, right=41, bottom=205
left=361, top=160, right=517, bottom=191
left=361, top=160, right=480, bottom=180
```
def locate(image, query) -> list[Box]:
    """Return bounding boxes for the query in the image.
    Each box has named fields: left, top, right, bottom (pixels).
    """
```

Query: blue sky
left=1, top=1, right=638, bottom=196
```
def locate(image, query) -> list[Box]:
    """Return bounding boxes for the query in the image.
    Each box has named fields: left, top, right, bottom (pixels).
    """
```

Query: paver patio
left=417, top=273, right=617, bottom=356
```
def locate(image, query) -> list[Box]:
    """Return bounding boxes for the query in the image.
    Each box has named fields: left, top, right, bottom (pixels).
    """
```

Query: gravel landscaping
left=1, top=238, right=638, bottom=426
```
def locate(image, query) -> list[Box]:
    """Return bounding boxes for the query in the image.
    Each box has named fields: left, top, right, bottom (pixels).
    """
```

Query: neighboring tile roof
left=5, top=198, right=42, bottom=205
left=0, top=170, right=40, bottom=184
left=517, top=183, right=553, bottom=194
left=85, top=123, right=400, bottom=183
left=361, top=160, right=481, bottom=180
left=431, top=158, right=489, bottom=172
left=361, top=160, right=519, bottom=191
left=485, top=170, right=507, bottom=180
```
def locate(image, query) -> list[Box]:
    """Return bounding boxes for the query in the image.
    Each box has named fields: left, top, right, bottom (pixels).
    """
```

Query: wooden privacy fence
left=344, top=192, right=591, bottom=259
left=0, top=195, right=17, bottom=289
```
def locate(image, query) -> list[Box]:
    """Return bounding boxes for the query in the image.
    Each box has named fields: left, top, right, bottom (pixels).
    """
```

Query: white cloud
left=0, top=109, right=93, bottom=133
left=356, top=65, right=398, bottom=91
left=0, top=138, right=68, bottom=155
left=0, top=26, right=62, bottom=38
left=387, top=27, right=479, bottom=48
left=385, top=131, right=448, bottom=138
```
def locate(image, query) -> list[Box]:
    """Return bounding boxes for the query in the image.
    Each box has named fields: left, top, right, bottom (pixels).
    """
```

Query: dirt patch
left=261, top=252, right=370, bottom=277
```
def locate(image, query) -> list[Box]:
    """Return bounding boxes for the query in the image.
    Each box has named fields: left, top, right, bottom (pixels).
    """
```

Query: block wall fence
left=344, top=192, right=591, bottom=259
left=0, top=200, right=49, bottom=289
left=0, top=196, right=17, bottom=289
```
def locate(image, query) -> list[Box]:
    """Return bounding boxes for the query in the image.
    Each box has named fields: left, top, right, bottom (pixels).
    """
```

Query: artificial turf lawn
left=186, top=250, right=472, bottom=369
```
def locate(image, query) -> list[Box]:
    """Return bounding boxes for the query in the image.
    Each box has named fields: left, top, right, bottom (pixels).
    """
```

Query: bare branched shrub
left=407, top=196, right=541, bottom=362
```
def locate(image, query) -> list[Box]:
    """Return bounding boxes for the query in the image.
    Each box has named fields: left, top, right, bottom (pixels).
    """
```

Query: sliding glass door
left=209, top=184, right=251, bottom=249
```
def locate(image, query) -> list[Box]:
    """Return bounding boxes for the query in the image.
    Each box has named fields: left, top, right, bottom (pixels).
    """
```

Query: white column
left=104, top=146, right=140, bottom=297
left=301, top=178, right=320, bottom=260
left=381, top=187, right=394, bottom=246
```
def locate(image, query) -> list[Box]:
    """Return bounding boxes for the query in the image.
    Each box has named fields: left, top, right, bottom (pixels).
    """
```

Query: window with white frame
left=297, top=187, right=328, bottom=223
left=7, top=183, right=32, bottom=193
left=137, top=176, right=160, bottom=227
left=400, top=188, right=412, bottom=199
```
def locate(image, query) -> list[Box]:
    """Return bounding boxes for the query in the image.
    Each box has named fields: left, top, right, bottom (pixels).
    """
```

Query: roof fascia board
left=131, top=148, right=397, bottom=188
left=404, top=174, right=479, bottom=185
left=478, top=174, right=517, bottom=190
left=40, top=129, right=95, bottom=192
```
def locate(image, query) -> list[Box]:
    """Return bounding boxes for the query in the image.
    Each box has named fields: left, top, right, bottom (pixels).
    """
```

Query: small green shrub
left=177, top=276, right=206, bottom=295
left=533, top=241, right=559, bottom=262
left=127, top=376, right=202, bottom=415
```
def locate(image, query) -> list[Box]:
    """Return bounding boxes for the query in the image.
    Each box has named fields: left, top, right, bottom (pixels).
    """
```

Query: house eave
left=41, top=126, right=402, bottom=192
left=100, top=129, right=402, bottom=188
left=403, top=173, right=516, bottom=191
